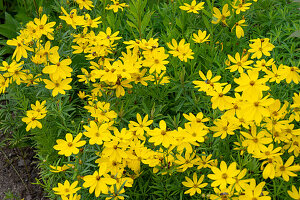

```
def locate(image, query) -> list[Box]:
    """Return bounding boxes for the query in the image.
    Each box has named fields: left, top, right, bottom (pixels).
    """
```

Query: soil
left=0, top=136, right=48, bottom=200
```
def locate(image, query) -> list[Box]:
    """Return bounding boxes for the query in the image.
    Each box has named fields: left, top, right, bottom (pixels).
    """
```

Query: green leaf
left=126, top=20, right=138, bottom=30
left=141, top=11, right=153, bottom=33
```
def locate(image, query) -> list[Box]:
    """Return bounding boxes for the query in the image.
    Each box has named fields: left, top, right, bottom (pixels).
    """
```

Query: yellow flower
left=234, top=69, right=269, bottom=99
left=179, top=0, right=205, bottom=14
left=148, top=120, right=176, bottom=148
left=83, top=165, right=116, bottom=197
left=83, top=121, right=112, bottom=145
left=241, top=124, right=272, bottom=154
left=175, top=152, right=199, bottom=172
left=106, top=0, right=128, bottom=13
left=248, top=38, right=275, bottom=59
left=50, top=164, right=73, bottom=173
left=207, top=161, right=240, bottom=189
left=275, top=156, right=300, bottom=181
left=241, top=95, right=274, bottom=124
left=53, top=133, right=86, bottom=157
left=78, top=91, right=86, bottom=99
left=52, top=180, right=81, bottom=197
left=143, top=47, right=169, bottom=74
left=128, top=113, right=153, bottom=136
left=75, top=0, right=94, bottom=10
left=59, top=7, right=85, bottom=29
left=232, top=0, right=252, bottom=14
left=232, top=19, right=247, bottom=39
left=6, top=36, right=33, bottom=61
left=43, top=77, right=72, bottom=97
left=239, top=181, right=271, bottom=200
left=281, top=65, right=300, bottom=84
left=22, top=110, right=43, bottom=131
left=210, top=115, right=238, bottom=139
left=212, top=4, right=230, bottom=26
left=0, top=74, right=9, bottom=94
left=288, top=185, right=300, bottom=200
left=182, top=173, right=207, bottom=196
left=42, top=58, right=73, bottom=80
left=33, top=14, right=56, bottom=40
left=208, top=84, right=232, bottom=111
left=192, top=30, right=210, bottom=43
left=62, top=193, right=81, bottom=200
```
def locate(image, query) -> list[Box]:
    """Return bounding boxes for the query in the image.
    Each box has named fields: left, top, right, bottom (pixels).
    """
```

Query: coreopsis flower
left=83, top=14, right=102, bottom=28
left=106, top=0, right=128, bottom=13
left=281, top=65, right=300, bottom=84
left=7, top=36, right=33, bottom=61
left=42, top=58, right=72, bottom=80
left=241, top=125, right=272, bottom=154
left=76, top=0, right=94, bottom=10
left=43, top=77, right=72, bottom=96
left=239, top=181, right=271, bottom=200
left=52, top=180, right=81, bottom=197
left=83, top=165, right=117, bottom=197
left=241, top=95, right=274, bottom=124
left=209, top=186, right=236, bottom=200
left=254, top=58, right=275, bottom=72
left=2, top=60, right=26, bottom=85
left=288, top=185, right=300, bottom=200
left=143, top=47, right=169, bottom=74
left=212, top=4, right=230, bottom=26
left=264, top=64, right=285, bottom=83
left=210, top=116, right=239, bottom=139
left=179, top=0, right=205, bottom=14
left=175, top=152, right=200, bottom=172
left=208, top=84, right=233, bottom=110
left=150, top=71, right=170, bottom=85
left=111, top=78, right=133, bottom=97
left=184, top=122, right=208, bottom=143
left=53, top=133, right=86, bottom=157
left=139, top=38, right=159, bottom=50
left=254, top=144, right=282, bottom=179
left=234, top=69, right=269, bottom=99
left=101, top=138, right=129, bottom=162
left=62, top=194, right=81, bottom=200
left=231, top=169, right=252, bottom=192
left=33, top=14, right=56, bottom=40
left=284, top=135, right=300, bottom=157
left=59, top=7, right=85, bottom=29
left=39, top=41, right=59, bottom=64
left=30, top=100, right=47, bottom=118
left=50, top=164, right=73, bottom=173
left=22, top=110, right=44, bottom=131
left=248, top=38, right=275, bottom=59
left=196, top=153, right=214, bottom=169
left=290, top=92, right=300, bottom=121
left=183, top=112, right=209, bottom=124
left=78, top=91, right=86, bottom=99
left=193, top=70, right=222, bottom=93
left=232, top=0, right=252, bottom=14
left=275, top=156, right=300, bottom=181
left=128, top=113, right=153, bottom=136
left=168, top=39, right=194, bottom=62
left=207, top=161, right=240, bottom=189
left=192, top=30, right=210, bottom=43
left=148, top=120, right=176, bottom=148
left=232, top=19, right=247, bottom=38
left=83, top=121, right=112, bottom=145
left=0, top=74, right=9, bottom=94
left=182, top=173, right=207, bottom=196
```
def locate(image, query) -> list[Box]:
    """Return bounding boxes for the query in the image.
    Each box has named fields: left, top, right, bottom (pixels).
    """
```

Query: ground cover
left=0, top=0, right=299, bottom=199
